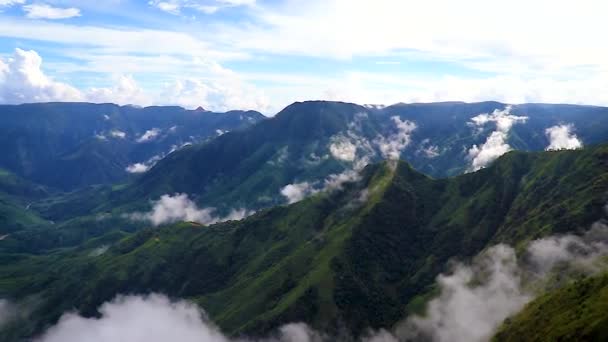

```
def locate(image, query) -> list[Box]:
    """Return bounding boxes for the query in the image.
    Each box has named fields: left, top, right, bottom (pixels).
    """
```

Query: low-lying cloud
left=545, top=124, right=583, bottom=151
left=136, top=128, right=162, bottom=143
left=401, top=221, right=608, bottom=342
left=128, top=193, right=253, bottom=226
left=374, top=116, right=417, bottom=160
left=35, top=294, right=327, bottom=342
left=467, top=106, right=528, bottom=171
left=126, top=154, right=164, bottom=174
left=280, top=170, right=361, bottom=205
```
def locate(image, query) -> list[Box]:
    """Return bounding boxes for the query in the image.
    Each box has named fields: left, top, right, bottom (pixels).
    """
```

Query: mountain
left=493, top=272, right=608, bottom=341
left=0, top=102, right=265, bottom=190
left=40, top=100, right=606, bottom=220
left=2, top=144, right=607, bottom=340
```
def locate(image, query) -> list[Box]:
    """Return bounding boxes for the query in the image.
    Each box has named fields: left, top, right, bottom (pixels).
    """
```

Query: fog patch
left=125, top=154, right=163, bottom=174
left=280, top=182, right=318, bottom=204
left=545, top=124, right=583, bottom=151
left=128, top=194, right=253, bottom=226
left=467, top=106, right=528, bottom=171
left=136, top=128, right=161, bottom=143
left=0, top=299, right=15, bottom=328
left=88, top=245, right=109, bottom=257
left=375, top=116, right=417, bottom=160
left=109, top=129, right=126, bottom=139
left=417, top=139, right=440, bottom=158
left=401, top=223, right=608, bottom=342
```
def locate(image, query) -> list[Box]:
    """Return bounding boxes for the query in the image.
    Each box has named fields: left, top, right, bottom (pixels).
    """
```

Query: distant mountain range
left=0, top=102, right=265, bottom=190
left=1, top=100, right=608, bottom=341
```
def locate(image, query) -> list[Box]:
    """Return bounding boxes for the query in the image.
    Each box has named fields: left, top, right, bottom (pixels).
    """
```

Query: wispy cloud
left=23, top=4, right=81, bottom=20
left=128, top=193, right=253, bottom=226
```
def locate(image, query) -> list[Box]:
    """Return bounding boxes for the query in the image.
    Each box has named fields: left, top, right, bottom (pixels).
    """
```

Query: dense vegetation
left=1, top=144, right=607, bottom=340
left=0, top=103, right=265, bottom=190
left=493, top=272, right=608, bottom=341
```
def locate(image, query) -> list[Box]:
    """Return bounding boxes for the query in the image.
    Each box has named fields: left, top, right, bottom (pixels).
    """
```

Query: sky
left=0, top=0, right=607, bottom=115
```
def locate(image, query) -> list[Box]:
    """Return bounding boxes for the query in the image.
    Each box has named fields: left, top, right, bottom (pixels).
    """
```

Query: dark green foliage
left=493, top=272, right=608, bottom=342
left=0, top=102, right=265, bottom=190
left=2, top=144, right=608, bottom=340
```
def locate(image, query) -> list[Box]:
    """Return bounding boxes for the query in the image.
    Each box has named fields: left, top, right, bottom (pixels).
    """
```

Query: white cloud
left=125, top=163, right=150, bottom=174
left=0, top=0, right=24, bottom=7
left=87, top=75, right=150, bottom=106
left=35, top=293, right=329, bottom=342
left=128, top=193, right=253, bottom=226
left=149, top=0, right=255, bottom=15
left=467, top=106, right=528, bottom=171
left=0, top=48, right=82, bottom=103
left=323, top=170, right=360, bottom=192
left=34, top=294, right=230, bottom=342
left=23, top=4, right=81, bottom=19
left=161, top=77, right=269, bottom=112
left=109, top=129, right=126, bottom=139
left=280, top=182, right=316, bottom=204
left=545, top=124, right=583, bottom=151
left=136, top=128, right=162, bottom=143
left=329, top=137, right=357, bottom=162
left=403, top=221, right=608, bottom=342
left=417, top=139, right=440, bottom=158
left=375, top=116, right=417, bottom=160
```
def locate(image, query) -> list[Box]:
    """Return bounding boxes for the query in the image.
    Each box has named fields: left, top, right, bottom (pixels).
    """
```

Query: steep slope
left=104, top=101, right=608, bottom=210
left=2, top=144, right=607, bottom=340
left=0, top=102, right=265, bottom=190
left=0, top=169, right=49, bottom=235
left=493, top=272, right=608, bottom=341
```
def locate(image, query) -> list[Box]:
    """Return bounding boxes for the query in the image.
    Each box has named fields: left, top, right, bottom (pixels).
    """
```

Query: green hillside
left=493, top=272, right=608, bottom=341
left=1, top=144, right=607, bottom=340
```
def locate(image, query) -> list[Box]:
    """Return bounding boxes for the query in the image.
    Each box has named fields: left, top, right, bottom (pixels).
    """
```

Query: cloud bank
left=467, top=106, right=528, bottom=171
left=35, top=293, right=328, bottom=342
left=545, top=124, right=583, bottom=151
left=128, top=193, right=253, bottom=226
left=402, top=222, right=608, bottom=342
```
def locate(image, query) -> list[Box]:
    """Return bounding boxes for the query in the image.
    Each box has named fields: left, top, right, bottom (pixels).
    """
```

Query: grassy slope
left=493, top=272, right=608, bottom=342
left=1, top=145, right=607, bottom=339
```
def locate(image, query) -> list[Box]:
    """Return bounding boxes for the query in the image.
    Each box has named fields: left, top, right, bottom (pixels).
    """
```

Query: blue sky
left=0, top=0, right=607, bottom=114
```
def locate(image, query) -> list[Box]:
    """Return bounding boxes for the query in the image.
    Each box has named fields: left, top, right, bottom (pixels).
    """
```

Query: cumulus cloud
left=87, top=75, right=150, bottom=106
left=23, top=4, right=81, bottom=19
left=402, top=221, right=608, bottom=342
left=161, top=77, right=269, bottom=112
left=136, top=128, right=162, bottom=143
left=545, top=124, right=583, bottom=151
left=128, top=193, right=253, bottom=226
left=467, top=106, right=528, bottom=171
left=0, top=48, right=82, bottom=103
left=374, top=116, right=416, bottom=160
